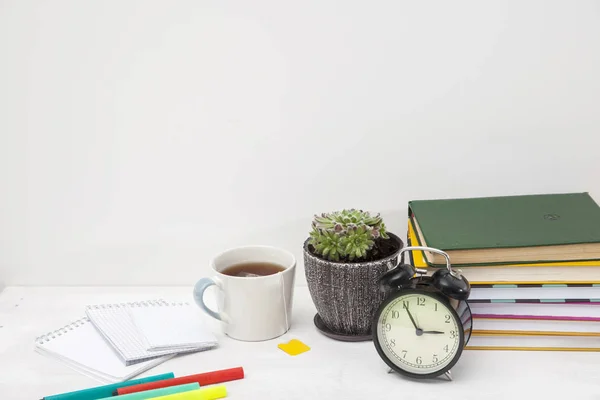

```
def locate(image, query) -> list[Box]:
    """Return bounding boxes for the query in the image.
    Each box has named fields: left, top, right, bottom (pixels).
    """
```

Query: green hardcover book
left=408, top=192, right=600, bottom=267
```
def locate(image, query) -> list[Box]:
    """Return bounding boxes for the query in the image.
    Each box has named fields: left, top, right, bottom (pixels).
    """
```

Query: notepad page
left=85, top=300, right=212, bottom=365
left=34, top=317, right=174, bottom=383
left=127, top=301, right=218, bottom=351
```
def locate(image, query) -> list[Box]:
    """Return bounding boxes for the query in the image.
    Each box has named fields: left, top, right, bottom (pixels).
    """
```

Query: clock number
left=445, top=314, right=451, bottom=323
left=390, top=339, right=396, bottom=347
left=416, top=356, right=422, bottom=365
left=432, top=354, right=438, bottom=363
left=434, top=303, right=438, bottom=311
left=417, top=297, right=425, bottom=306
left=391, top=310, right=400, bottom=319
left=384, top=323, right=392, bottom=332
left=402, top=301, right=409, bottom=310
left=401, top=350, right=407, bottom=359
left=450, top=330, right=457, bottom=338
left=443, top=345, right=449, bottom=353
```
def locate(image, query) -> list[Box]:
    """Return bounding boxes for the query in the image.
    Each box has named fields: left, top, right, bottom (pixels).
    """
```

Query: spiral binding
left=35, top=317, right=90, bottom=345
left=84, top=299, right=191, bottom=310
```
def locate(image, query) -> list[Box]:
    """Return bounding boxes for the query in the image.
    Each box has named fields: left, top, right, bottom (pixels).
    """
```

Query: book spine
left=472, top=313, right=600, bottom=322
left=468, top=299, right=600, bottom=304
left=471, top=283, right=600, bottom=288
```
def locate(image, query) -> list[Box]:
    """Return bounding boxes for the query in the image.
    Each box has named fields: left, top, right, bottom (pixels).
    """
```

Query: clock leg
left=385, top=367, right=452, bottom=381
left=444, top=370, right=452, bottom=381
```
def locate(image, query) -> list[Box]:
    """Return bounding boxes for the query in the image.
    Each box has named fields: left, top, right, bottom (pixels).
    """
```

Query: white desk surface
left=1, top=285, right=599, bottom=400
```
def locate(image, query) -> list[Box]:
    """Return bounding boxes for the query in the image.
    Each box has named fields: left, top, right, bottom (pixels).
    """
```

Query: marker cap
left=197, top=385, right=227, bottom=399
left=198, top=367, right=244, bottom=386
left=152, top=385, right=227, bottom=400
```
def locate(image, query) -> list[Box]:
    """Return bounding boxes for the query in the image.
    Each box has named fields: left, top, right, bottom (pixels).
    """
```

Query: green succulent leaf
left=309, top=208, right=390, bottom=261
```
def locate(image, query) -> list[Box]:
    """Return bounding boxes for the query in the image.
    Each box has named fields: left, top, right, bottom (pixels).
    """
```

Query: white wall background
left=1, top=0, right=599, bottom=286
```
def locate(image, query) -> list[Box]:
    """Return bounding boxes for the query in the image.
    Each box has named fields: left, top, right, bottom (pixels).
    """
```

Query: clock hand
left=406, top=308, right=420, bottom=331
left=422, top=330, right=445, bottom=334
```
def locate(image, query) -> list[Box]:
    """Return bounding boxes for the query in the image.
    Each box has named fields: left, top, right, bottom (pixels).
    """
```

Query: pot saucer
left=313, top=314, right=372, bottom=342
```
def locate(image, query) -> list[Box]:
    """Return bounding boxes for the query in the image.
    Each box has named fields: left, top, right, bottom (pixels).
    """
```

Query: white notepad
left=34, top=317, right=174, bottom=383
left=127, top=301, right=218, bottom=351
left=85, top=300, right=217, bottom=365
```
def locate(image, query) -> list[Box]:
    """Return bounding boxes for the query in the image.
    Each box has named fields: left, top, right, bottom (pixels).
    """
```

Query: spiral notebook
left=34, top=317, right=175, bottom=383
left=85, top=300, right=218, bottom=366
left=126, top=301, right=219, bottom=351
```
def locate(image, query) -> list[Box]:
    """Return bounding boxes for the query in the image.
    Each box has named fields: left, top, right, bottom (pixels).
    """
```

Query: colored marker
left=152, top=386, right=227, bottom=400
left=116, top=367, right=243, bottom=395
left=40, top=372, right=174, bottom=400
left=96, top=383, right=199, bottom=400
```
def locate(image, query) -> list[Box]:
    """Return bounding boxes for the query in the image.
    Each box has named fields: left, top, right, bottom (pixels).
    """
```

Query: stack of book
left=406, top=192, right=600, bottom=351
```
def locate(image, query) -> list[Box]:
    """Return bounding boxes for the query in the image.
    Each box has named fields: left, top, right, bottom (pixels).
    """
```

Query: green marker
left=96, top=383, right=199, bottom=400
left=41, top=372, right=175, bottom=400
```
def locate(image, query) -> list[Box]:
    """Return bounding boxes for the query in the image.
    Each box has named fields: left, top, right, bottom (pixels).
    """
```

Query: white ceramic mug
left=193, top=245, right=296, bottom=341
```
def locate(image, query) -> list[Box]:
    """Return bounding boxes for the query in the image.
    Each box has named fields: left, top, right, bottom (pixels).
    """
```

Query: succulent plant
left=308, top=209, right=390, bottom=262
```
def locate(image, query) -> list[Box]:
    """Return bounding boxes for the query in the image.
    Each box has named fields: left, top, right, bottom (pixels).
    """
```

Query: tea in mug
left=221, top=262, right=286, bottom=277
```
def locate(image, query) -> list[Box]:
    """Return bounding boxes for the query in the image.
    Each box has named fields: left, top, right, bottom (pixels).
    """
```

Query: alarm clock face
left=373, top=289, right=465, bottom=378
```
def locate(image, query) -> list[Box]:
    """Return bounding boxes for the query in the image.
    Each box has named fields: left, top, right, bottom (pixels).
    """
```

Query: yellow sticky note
left=278, top=339, right=311, bottom=356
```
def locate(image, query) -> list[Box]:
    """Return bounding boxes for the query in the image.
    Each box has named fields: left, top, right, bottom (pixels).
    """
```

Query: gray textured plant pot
left=303, top=232, right=404, bottom=337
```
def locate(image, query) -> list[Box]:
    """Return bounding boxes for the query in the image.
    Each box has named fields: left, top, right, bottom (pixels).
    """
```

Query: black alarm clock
left=372, top=246, right=473, bottom=381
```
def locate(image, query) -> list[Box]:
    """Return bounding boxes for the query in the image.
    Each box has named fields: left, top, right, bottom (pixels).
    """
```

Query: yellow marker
left=278, top=339, right=311, bottom=356
left=151, top=385, right=227, bottom=400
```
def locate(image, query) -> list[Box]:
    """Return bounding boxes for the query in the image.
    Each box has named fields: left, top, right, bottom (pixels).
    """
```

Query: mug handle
left=193, top=277, right=222, bottom=321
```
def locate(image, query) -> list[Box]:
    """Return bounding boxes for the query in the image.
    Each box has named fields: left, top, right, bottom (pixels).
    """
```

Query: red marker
left=116, top=367, right=244, bottom=395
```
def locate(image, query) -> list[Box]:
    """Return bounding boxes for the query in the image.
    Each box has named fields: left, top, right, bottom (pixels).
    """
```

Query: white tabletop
left=1, top=285, right=599, bottom=400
